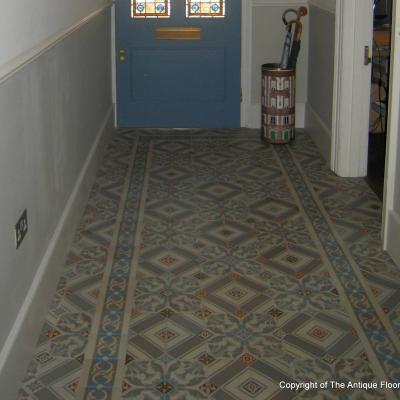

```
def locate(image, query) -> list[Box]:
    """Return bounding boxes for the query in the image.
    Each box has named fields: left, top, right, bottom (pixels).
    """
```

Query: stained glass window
left=186, top=1, right=225, bottom=18
left=131, top=1, right=170, bottom=18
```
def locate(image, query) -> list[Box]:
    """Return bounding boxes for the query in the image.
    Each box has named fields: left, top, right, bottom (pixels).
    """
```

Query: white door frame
left=383, top=0, right=400, bottom=265
left=331, top=0, right=374, bottom=177
left=332, top=0, right=399, bottom=263
left=240, top=0, right=252, bottom=128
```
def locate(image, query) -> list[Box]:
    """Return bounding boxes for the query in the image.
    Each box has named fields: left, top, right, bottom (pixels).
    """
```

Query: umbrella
left=280, top=21, right=294, bottom=68
left=288, top=7, right=308, bottom=69
left=280, top=9, right=297, bottom=68
left=287, top=22, right=302, bottom=68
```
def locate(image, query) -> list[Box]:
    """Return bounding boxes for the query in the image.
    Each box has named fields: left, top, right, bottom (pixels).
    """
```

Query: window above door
left=131, top=0, right=226, bottom=19
left=131, top=1, right=171, bottom=18
left=186, top=1, right=225, bottom=18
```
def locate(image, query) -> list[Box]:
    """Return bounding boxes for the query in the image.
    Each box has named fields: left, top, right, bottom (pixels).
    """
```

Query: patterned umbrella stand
left=261, top=63, right=295, bottom=144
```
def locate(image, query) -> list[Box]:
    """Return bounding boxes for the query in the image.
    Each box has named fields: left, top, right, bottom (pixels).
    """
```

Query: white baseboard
left=243, top=102, right=306, bottom=129
left=385, top=210, right=400, bottom=268
left=305, top=102, right=332, bottom=164
left=0, top=106, right=114, bottom=400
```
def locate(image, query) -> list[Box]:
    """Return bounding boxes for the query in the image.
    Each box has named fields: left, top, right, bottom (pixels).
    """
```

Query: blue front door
left=116, top=0, right=241, bottom=128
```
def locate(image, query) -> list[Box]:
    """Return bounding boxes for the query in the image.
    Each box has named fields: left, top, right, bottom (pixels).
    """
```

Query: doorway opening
left=366, top=0, right=393, bottom=200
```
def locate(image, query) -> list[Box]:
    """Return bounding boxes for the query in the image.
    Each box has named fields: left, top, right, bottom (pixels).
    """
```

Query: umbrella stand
left=262, top=6, right=308, bottom=144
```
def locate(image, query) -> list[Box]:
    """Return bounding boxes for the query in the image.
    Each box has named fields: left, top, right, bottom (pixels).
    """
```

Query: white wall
left=307, top=6, right=335, bottom=127
left=0, top=0, right=109, bottom=67
left=308, top=0, right=336, bottom=13
left=305, top=0, right=336, bottom=162
left=0, top=2, right=113, bottom=398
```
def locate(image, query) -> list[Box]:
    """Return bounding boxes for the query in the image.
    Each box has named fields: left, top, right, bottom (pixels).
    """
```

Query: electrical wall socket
left=15, top=209, right=28, bottom=249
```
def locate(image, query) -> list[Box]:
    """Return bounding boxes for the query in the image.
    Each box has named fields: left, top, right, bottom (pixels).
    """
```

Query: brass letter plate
left=156, top=27, right=201, bottom=40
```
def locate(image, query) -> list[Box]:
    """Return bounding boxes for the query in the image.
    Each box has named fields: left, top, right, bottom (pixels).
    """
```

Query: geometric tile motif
left=211, top=359, right=298, bottom=400
left=193, top=151, right=231, bottom=167
left=146, top=198, right=194, bottom=221
left=216, top=282, right=253, bottom=306
left=140, top=246, right=198, bottom=275
left=225, top=370, right=273, bottom=399
left=250, top=198, right=299, bottom=222
left=278, top=312, right=357, bottom=362
left=152, top=165, right=192, bottom=182
left=197, top=182, right=241, bottom=202
left=143, top=321, right=192, bottom=350
left=226, top=286, right=249, bottom=301
left=257, top=244, right=322, bottom=276
left=201, top=220, right=255, bottom=247
left=202, top=275, right=268, bottom=315
left=154, top=328, right=179, bottom=343
left=308, top=326, right=331, bottom=341
left=241, top=378, right=265, bottom=395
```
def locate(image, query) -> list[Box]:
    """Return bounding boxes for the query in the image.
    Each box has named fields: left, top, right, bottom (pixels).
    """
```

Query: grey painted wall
left=0, top=9, right=112, bottom=358
left=307, top=5, right=335, bottom=128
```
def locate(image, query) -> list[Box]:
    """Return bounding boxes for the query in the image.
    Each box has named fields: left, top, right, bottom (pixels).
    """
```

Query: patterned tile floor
left=17, top=129, right=400, bottom=400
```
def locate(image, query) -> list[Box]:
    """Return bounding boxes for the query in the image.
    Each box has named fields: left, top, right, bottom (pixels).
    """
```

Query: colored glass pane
left=131, top=1, right=170, bottom=18
left=186, top=1, right=225, bottom=18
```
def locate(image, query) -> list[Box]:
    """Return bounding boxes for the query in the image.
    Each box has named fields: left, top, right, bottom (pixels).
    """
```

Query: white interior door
left=331, top=0, right=374, bottom=177
left=383, top=0, right=400, bottom=267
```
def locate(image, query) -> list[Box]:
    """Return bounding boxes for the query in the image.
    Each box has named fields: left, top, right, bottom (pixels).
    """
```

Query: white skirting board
left=0, top=107, right=114, bottom=400
left=305, top=102, right=332, bottom=165
left=385, top=210, right=400, bottom=267
left=244, top=102, right=306, bottom=129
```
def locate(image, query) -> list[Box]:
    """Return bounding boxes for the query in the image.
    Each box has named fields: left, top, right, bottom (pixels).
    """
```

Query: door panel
left=116, top=0, right=241, bottom=128
left=130, top=49, right=225, bottom=101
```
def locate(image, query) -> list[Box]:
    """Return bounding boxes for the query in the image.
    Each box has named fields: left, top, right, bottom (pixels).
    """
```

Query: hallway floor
left=17, top=129, right=400, bottom=399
